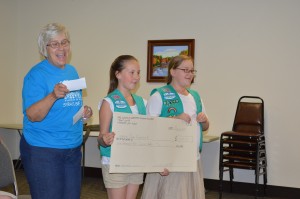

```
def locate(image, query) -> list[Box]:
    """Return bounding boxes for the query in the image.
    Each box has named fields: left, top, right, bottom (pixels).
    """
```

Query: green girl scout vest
left=100, top=89, right=146, bottom=157
left=150, top=84, right=204, bottom=151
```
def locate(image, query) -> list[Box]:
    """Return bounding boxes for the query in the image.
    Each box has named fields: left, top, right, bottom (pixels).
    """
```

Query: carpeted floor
left=1, top=169, right=281, bottom=199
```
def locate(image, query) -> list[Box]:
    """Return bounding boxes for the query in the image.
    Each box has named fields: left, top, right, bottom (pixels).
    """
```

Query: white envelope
left=62, top=77, right=87, bottom=91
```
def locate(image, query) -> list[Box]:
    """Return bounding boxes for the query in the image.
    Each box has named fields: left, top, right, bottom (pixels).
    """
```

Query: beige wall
left=0, top=0, right=17, bottom=122
left=0, top=0, right=20, bottom=158
left=1, top=0, right=300, bottom=188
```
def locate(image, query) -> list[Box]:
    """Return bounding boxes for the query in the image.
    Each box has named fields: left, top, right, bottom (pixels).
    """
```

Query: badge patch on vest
left=163, top=92, right=176, bottom=100
left=168, top=107, right=177, bottom=114
left=115, top=100, right=127, bottom=109
left=162, top=88, right=170, bottom=92
left=163, top=99, right=179, bottom=106
left=112, top=95, right=120, bottom=100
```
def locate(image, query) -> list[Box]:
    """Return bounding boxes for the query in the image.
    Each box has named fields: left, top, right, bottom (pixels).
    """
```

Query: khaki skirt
left=141, top=158, right=205, bottom=199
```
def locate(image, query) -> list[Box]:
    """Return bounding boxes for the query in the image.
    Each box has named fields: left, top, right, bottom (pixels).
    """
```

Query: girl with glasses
left=141, top=55, right=209, bottom=199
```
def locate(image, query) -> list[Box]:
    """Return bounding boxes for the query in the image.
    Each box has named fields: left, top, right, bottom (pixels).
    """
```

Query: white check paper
left=73, top=106, right=84, bottom=125
left=109, top=112, right=198, bottom=173
left=62, top=77, right=87, bottom=91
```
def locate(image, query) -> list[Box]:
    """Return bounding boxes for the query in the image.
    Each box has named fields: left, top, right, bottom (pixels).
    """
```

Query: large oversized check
left=109, top=112, right=198, bottom=173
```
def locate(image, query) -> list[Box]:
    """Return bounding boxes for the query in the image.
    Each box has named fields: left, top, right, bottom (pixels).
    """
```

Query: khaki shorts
left=101, top=164, right=144, bottom=188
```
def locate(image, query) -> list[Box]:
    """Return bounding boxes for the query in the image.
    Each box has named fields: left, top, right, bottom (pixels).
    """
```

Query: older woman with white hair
left=20, top=23, right=92, bottom=199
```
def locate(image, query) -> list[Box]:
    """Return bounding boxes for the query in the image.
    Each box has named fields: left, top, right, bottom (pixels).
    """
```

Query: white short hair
left=37, top=23, right=70, bottom=58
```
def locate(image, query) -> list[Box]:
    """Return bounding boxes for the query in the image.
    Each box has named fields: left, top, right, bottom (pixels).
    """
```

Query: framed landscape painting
left=147, top=39, right=195, bottom=82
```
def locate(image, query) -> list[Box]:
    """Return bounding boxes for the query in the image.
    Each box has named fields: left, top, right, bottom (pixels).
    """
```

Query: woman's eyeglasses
left=175, top=68, right=197, bottom=75
left=47, top=39, right=70, bottom=49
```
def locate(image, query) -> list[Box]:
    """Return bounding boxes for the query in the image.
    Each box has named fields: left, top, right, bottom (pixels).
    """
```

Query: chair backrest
left=0, top=140, right=18, bottom=196
left=232, top=96, right=264, bottom=135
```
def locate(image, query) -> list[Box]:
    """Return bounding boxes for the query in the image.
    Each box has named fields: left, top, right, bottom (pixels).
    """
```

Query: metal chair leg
left=255, top=171, right=259, bottom=199
left=264, top=169, right=267, bottom=195
left=82, top=143, right=85, bottom=178
left=255, top=146, right=260, bottom=199
left=219, top=137, right=224, bottom=199
left=219, top=166, right=224, bottom=199
left=264, top=155, right=268, bottom=196
left=229, top=168, right=234, bottom=192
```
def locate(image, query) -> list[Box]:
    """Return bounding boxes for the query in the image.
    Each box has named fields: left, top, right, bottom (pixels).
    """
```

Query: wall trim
left=14, top=162, right=299, bottom=199
left=204, top=178, right=299, bottom=199
left=83, top=167, right=299, bottom=199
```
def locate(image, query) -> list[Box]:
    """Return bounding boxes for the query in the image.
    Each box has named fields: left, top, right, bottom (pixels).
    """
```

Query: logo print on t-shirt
left=63, top=91, right=82, bottom=107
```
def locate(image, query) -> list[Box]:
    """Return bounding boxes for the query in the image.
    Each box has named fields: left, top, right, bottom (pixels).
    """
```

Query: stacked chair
left=219, top=96, right=267, bottom=199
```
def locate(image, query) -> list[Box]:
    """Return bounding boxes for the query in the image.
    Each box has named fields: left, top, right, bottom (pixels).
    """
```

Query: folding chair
left=0, top=139, right=31, bottom=199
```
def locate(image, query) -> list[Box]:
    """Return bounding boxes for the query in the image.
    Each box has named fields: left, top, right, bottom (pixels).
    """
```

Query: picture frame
left=147, top=39, right=195, bottom=82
